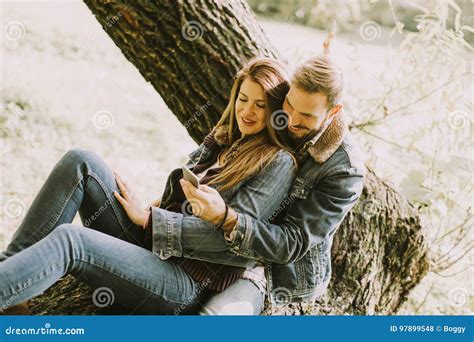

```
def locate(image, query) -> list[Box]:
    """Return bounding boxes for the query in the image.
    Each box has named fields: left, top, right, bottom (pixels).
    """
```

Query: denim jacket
left=151, top=138, right=297, bottom=274
left=151, top=113, right=365, bottom=308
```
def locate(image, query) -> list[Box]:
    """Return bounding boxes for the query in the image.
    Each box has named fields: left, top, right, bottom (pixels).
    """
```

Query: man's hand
left=113, top=172, right=148, bottom=226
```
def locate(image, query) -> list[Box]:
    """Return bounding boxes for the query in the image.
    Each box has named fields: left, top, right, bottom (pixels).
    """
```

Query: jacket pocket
left=303, top=243, right=326, bottom=287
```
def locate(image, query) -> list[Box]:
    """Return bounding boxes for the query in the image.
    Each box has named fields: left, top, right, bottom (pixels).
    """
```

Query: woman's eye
left=238, top=98, right=248, bottom=102
left=256, top=104, right=265, bottom=109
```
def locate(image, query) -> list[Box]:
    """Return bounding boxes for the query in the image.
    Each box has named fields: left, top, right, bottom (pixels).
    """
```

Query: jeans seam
left=86, top=171, right=129, bottom=231
left=37, top=176, right=82, bottom=240
left=2, top=255, right=189, bottom=307
left=1, top=258, right=69, bottom=302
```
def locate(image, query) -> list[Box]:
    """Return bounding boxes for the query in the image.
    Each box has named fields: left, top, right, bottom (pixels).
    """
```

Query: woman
left=0, top=58, right=296, bottom=315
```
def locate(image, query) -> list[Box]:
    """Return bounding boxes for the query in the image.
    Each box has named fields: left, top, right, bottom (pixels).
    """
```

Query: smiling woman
left=201, top=57, right=294, bottom=192
left=0, top=57, right=297, bottom=316
left=235, top=79, right=267, bottom=135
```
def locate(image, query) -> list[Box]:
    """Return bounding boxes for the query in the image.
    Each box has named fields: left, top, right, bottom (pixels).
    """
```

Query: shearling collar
left=306, top=111, right=348, bottom=164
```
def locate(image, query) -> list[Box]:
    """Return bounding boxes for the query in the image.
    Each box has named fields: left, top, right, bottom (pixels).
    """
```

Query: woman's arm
left=185, top=142, right=206, bottom=167
left=114, top=139, right=206, bottom=226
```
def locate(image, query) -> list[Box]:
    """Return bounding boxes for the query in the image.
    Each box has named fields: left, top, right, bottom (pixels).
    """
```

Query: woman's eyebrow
left=239, top=91, right=264, bottom=102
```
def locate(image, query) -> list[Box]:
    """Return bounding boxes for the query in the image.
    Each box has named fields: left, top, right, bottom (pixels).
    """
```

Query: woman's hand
left=113, top=172, right=148, bottom=226
left=180, top=179, right=226, bottom=225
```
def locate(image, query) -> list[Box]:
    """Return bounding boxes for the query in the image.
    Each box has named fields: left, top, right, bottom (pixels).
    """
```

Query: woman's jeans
left=0, top=148, right=264, bottom=315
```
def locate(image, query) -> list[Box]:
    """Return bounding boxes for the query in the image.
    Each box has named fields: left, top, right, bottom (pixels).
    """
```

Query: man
left=151, top=54, right=366, bottom=312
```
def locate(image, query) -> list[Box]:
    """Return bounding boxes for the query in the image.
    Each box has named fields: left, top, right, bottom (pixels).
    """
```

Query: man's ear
left=328, top=104, right=343, bottom=120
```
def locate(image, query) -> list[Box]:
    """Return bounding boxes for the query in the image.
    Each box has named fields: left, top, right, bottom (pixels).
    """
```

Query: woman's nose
left=243, top=103, right=254, bottom=115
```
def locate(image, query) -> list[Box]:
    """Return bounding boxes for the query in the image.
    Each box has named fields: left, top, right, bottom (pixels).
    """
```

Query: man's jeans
left=0, top=148, right=264, bottom=315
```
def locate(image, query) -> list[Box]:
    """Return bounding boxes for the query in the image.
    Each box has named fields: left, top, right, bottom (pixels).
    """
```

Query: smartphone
left=182, top=166, right=199, bottom=188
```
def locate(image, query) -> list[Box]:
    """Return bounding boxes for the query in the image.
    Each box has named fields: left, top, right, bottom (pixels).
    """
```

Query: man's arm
left=226, top=165, right=365, bottom=263
left=153, top=163, right=364, bottom=266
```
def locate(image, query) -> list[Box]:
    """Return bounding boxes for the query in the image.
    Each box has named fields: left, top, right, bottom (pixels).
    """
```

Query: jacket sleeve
left=227, top=165, right=365, bottom=264
left=185, top=142, right=205, bottom=166
left=150, top=151, right=296, bottom=264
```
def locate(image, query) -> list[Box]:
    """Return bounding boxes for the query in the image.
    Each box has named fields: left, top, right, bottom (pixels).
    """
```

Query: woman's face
left=235, top=78, right=267, bottom=135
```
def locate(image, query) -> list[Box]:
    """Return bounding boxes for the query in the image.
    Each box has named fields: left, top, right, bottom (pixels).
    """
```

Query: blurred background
left=1, top=0, right=472, bottom=314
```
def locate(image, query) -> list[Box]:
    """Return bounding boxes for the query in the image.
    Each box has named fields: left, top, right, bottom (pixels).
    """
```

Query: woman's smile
left=234, top=79, right=267, bottom=135
left=240, top=116, right=257, bottom=126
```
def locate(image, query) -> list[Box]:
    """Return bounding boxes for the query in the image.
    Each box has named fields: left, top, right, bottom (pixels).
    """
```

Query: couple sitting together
left=0, top=51, right=365, bottom=315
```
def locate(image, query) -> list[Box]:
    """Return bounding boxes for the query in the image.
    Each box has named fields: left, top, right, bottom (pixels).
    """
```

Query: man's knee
left=199, top=299, right=259, bottom=315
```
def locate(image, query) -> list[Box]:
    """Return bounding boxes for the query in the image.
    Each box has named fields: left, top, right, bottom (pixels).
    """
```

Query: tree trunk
left=87, top=0, right=278, bottom=143
left=266, top=167, right=430, bottom=316
left=28, top=0, right=429, bottom=315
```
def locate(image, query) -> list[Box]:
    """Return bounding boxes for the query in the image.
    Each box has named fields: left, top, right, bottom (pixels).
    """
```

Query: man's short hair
left=292, top=54, right=344, bottom=108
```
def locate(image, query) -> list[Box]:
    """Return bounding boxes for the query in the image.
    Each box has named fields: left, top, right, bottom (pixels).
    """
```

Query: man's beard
left=289, top=127, right=320, bottom=150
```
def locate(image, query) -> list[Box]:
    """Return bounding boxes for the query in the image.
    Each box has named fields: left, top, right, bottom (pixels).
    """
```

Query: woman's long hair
left=206, top=57, right=295, bottom=191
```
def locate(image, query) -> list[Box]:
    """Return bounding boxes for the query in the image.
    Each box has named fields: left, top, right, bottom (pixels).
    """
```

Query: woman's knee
left=57, top=148, right=110, bottom=182
left=61, top=147, right=96, bottom=168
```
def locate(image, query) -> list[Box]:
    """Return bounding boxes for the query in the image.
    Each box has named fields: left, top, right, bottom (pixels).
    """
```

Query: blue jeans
left=0, top=148, right=264, bottom=315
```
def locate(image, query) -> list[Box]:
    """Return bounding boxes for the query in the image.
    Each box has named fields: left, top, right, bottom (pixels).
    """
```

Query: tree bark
left=28, top=0, right=429, bottom=315
left=85, top=0, right=278, bottom=143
